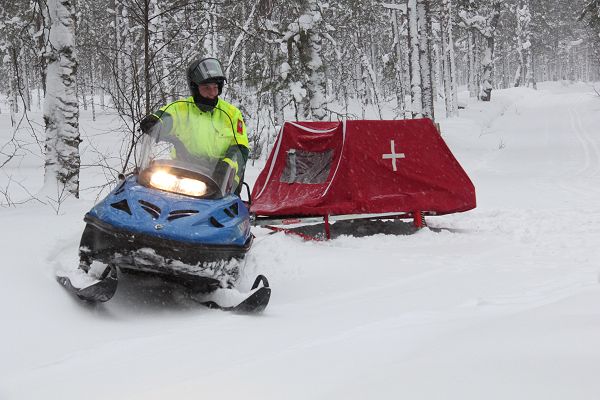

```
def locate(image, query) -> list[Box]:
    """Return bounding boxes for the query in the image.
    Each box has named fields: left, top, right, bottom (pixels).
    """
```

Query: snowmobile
left=57, top=122, right=270, bottom=313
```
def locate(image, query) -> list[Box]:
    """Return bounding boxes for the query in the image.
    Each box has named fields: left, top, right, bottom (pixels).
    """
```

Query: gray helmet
left=187, top=57, right=226, bottom=96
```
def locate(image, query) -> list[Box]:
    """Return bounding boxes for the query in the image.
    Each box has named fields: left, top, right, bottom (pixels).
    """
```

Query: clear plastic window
left=280, top=149, right=333, bottom=184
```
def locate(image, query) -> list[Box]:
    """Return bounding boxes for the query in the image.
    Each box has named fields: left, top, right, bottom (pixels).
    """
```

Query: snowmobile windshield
left=136, top=122, right=242, bottom=199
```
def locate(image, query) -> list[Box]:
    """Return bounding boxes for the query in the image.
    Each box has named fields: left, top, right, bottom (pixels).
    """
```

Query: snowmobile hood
left=87, top=175, right=251, bottom=247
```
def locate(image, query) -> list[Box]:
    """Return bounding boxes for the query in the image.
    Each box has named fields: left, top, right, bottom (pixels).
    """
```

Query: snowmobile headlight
left=150, top=170, right=177, bottom=188
left=149, top=170, right=208, bottom=197
left=178, top=177, right=208, bottom=196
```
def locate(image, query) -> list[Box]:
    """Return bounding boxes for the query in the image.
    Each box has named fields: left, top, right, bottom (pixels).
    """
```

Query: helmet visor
left=190, top=58, right=225, bottom=84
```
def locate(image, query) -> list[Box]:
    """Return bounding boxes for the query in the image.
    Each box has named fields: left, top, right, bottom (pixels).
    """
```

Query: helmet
left=187, top=57, right=226, bottom=96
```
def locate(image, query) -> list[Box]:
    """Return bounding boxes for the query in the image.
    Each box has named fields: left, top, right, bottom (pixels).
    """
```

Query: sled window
left=280, top=149, right=333, bottom=184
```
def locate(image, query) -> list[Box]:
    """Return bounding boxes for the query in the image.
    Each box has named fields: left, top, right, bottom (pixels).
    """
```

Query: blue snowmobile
left=57, top=123, right=270, bottom=313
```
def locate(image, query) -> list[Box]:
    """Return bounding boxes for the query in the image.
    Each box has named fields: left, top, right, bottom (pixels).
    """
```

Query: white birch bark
left=298, top=0, right=327, bottom=120
left=440, top=17, right=451, bottom=115
left=417, top=0, right=434, bottom=120
left=203, top=2, right=218, bottom=57
left=467, top=29, right=478, bottom=98
left=150, top=0, right=168, bottom=104
left=41, top=0, right=81, bottom=199
left=479, top=2, right=501, bottom=101
left=407, top=0, right=423, bottom=118
left=273, top=90, right=284, bottom=128
left=392, top=9, right=406, bottom=117
left=432, top=29, right=441, bottom=103
left=459, top=1, right=500, bottom=101
left=391, top=9, right=407, bottom=118
left=514, top=2, right=531, bottom=87
left=441, top=0, right=458, bottom=116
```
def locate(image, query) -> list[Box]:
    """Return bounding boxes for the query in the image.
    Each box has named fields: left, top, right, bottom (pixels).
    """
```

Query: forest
left=0, top=0, right=599, bottom=199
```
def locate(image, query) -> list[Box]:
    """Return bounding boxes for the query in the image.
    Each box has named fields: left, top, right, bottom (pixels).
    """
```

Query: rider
left=140, top=57, right=249, bottom=193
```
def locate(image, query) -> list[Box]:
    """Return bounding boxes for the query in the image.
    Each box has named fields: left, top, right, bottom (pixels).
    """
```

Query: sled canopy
left=251, top=119, right=475, bottom=218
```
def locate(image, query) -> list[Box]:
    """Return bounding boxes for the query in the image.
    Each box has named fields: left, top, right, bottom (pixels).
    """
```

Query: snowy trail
left=570, top=97, right=600, bottom=177
left=566, top=97, right=600, bottom=207
left=2, top=84, right=600, bottom=400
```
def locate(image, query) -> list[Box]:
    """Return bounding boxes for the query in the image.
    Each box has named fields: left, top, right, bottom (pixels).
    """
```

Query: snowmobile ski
left=56, top=264, right=118, bottom=303
left=201, top=275, right=271, bottom=313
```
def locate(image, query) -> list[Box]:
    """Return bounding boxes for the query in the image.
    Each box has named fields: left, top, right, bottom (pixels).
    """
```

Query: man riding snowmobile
left=56, top=57, right=270, bottom=313
left=140, top=57, right=249, bottom=194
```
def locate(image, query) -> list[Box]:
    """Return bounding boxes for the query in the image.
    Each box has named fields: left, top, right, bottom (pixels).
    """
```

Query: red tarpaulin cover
left=250, top=119, right=476, bottom=217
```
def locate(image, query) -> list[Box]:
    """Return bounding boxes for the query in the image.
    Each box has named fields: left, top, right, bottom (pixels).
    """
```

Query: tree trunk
left=80, top=72, right=88, bottom=110
left=514, top=1, right=531, bottom=87
left=440, top=0, right=457, bottom=117
left=113, top=0, right=123, bottom=110
left=392, top=9, right=407, bottom=118
left=526, top=47, right=537, bottom=88
left=467, top=29, right=478, bottom=98
left=23, top=50, right=32, bottom=111
left=408, top=0, right=423, bottom=118
left=448, top=0, right=458, bottom=115
left=479, top=35, right=495, bottom=101
left=360, top=51, right=383, bottom=119
left=90, top=58, right=96, bottom=121
left=417, top=0, right=434, bottom=120
left=298, top=0, right=327, bottom=120
left=144, top=0, right=151, bottom=116
left=41, top=0, right=81, bottom=199
left=479, top=3, right=501, bottom=101
left=203, top=2, right=218, bottom=57
left=9, top=47, right=20, bottom=117
left=8, top=60, right=17, bottom=126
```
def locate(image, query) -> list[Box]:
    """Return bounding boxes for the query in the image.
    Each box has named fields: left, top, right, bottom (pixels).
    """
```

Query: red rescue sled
left=251, top=119, right=475, bottom=239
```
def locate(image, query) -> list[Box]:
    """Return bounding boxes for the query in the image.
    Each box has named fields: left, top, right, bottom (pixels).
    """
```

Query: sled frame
left=253, top=210, right=431, bottom=241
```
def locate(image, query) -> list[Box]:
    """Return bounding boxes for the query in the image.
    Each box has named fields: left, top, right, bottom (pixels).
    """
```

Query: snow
left=2, top=82, right=600, bottom=399
left=289, top=80, right=307, bottom=102
left=280, top=62, right=291, bottom=80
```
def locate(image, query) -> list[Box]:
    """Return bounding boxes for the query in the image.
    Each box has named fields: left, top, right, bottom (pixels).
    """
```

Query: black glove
left=140, top=114, right=160, bottom=134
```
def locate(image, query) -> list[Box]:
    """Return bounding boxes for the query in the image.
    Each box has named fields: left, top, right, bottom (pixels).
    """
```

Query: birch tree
left=418, top=0, right=434, bottom=119
left=479, top=1, right=501, bottom=100
left=385, top=3, right=409, bottom=118
left=408, top=0, right=423, bottom=117
left=440, top=0, right=459, bottom=116
left=459, top=0, right=502, bottom=101
left=298, top=0, right=328, bottom=120
left=202, top=1, right=218, bottom=57
left=458, top=0, right=480, bottom=98
left=39, top=0, right=81, bottom=199
left=513, top=1, right=532, bottom=87
left=280, top=0, right=328, bottom=120
left=0, top=3, right=33, bottom=124
left=407, top=0, right=434, bottom=119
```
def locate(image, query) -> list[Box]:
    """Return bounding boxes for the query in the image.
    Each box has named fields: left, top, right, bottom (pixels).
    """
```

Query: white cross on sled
left=382, top=140, right=405, bottom=171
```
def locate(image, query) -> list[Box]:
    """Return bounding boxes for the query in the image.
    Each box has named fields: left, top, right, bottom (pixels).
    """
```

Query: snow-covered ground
left=2, top=82, right=600, bottom=399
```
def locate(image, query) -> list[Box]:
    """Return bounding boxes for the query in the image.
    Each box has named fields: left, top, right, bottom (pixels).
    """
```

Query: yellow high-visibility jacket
left=151, top=96, right=249, bottom=184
